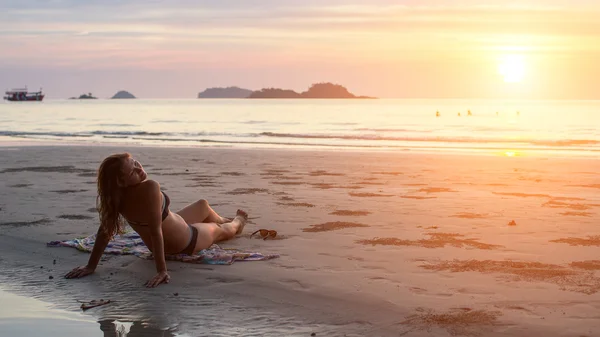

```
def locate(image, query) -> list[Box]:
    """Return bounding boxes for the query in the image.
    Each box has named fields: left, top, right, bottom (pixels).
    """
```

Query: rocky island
left=249, top=83, right=374, bottom=99
left=111, top=90, right=136, bottom=99
left=69, top=93, right=97, bottom=99
left=197, top=83, right=375, bottom=99
left=197, top=86, right=253, bottom=98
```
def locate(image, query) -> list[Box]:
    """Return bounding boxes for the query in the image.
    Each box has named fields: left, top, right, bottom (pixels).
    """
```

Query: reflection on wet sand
left=99, top=319, right=180, bottom=337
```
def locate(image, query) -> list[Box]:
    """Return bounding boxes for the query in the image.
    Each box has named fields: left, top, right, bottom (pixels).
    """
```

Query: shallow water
left=1, top=99, right=599, bottom=156
left=0, top=287, right=100, bottom=336
left=0, top=254, right=367, bottom=337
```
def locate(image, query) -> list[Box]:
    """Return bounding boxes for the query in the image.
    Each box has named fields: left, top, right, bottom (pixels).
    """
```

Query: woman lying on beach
left=65, top=153, right=247, bottom=288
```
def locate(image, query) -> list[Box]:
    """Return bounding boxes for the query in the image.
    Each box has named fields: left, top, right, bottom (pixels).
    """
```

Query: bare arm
left=142, top=180, right=170, bottom=288
left=149, top=219, right=167, bottom=272
left=65, top=227, right=110, bottom=279
left=87, top=227, right=111, bottom=269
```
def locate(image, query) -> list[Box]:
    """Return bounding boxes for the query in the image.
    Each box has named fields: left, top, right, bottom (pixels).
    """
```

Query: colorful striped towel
left=47, top=231, right=279, bottom=265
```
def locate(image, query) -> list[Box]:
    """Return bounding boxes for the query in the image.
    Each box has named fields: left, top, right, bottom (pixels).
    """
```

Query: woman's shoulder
left=130, top=179, right=161, bottom=195
left=140, top=179, right=160, bottom=189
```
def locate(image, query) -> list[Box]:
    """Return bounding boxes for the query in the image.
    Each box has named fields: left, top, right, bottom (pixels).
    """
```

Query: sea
left=0, top=99, right=599, bottom=157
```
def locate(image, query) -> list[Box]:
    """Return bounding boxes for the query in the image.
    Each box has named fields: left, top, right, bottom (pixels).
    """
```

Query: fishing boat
left=3, top=87, right=45, bottom=101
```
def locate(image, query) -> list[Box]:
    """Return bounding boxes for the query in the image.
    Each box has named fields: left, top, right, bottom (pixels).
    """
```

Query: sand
left=0, top=145, right=599, bottom=336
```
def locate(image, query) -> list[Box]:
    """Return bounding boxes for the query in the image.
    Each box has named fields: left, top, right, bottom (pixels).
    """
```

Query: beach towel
left=47, top=231, right=279, bottom=265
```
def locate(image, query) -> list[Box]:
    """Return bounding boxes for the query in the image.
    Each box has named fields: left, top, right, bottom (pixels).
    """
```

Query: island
left=197, top=86, right=253, bottom=98
left=111, top=90, right=136, bottom=99
left=248, top=88, right=301, bottom=99
left=69, top=93, right=97, bottom=99
left=197, top=83, right=375, bottom=99
left=248, top=83, right=374, bottom=99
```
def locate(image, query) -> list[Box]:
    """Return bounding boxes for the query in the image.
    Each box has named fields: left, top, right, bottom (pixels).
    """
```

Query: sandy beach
left=1, top=145, right=599, bottom=336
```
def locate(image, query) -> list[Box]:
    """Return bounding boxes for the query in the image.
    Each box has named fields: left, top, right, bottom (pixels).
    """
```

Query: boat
left=3, top=87, right=45, bottom=101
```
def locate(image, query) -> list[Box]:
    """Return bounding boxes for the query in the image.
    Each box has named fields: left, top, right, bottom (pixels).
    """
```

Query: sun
left=498, top=54, right=525, bottom=83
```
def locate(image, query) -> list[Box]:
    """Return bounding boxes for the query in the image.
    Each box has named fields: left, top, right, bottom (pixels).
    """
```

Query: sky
left=1, top=0, right=599, bottom=99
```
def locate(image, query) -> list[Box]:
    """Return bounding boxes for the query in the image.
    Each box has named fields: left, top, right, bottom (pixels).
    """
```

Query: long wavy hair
left=96, top=153, right=131, bottom=238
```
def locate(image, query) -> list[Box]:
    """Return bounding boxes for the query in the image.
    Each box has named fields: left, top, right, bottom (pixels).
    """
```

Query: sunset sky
left=1, top=0, right=599, bottom=99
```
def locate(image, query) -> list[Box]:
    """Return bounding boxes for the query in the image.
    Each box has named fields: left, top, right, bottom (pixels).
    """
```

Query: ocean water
left=0, top=99, right=599, bottom=156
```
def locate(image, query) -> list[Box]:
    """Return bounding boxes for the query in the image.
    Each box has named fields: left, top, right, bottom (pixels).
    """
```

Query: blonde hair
left=96, top=153, right=130, bottom=238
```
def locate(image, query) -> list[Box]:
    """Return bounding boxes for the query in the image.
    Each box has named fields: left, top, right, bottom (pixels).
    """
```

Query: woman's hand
left=145, top=271, right=170, bottom=288
left=65, top=265, right=95, bottom=279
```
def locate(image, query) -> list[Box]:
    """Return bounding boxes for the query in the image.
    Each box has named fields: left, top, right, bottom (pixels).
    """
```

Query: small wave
left=259, top=132, right=600, bottom=147
left=149, top=120, right=181, bottom=123
left=117, top=136, right=600, bottom=153
left=328, top=122, right=359, bottom=126
left=354, top=128, right=433, bottom=133
left=131, top=136, right=383, bottom=147
left=0, top=130, right=255, bottom=139
left=467, top=126, right=524, bottom=132
left=243, top=120, right=268, bottom=124
left=2, top=130, right=598, bottom=148
left=90, top=131, right=166, bottom=136
left=93, top=123, right=138, bottom=127
left=0, top=131, right=93, bottom=138
left=531, top=139, right=600, bottom=146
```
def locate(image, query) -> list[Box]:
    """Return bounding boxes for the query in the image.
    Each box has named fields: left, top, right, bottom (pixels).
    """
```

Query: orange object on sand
left=251, top=229, right=277, bottom=240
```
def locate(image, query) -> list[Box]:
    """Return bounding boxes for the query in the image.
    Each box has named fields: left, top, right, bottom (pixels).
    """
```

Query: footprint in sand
left=329, top=210, right=371, bottom=216
left=57, top=214, right=94, bottom=220
left=303, top=221, right=369, bottom=232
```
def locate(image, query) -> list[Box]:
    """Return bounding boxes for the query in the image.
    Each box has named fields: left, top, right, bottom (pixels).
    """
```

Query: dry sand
left=0, top=145, right=599, bottom=336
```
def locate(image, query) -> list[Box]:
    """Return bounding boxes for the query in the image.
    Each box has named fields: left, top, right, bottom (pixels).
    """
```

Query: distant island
left=197, top=83, right=375, bottom=99
left=249, top=83, right=374, bottom=99
left=112, top=90, right=136, bottom=99
left=69, top=93, right=97, bottom=99
left=198, top=86, right=253, bottom=98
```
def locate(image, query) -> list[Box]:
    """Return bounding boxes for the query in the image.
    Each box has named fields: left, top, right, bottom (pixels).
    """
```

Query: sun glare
left=498, top=54, right=526, bottom=83
left=502, top=150, right=523, bottom=157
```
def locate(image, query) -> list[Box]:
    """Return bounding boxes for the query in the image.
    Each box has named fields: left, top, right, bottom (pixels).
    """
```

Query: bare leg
left=177, top=199, right=229, bottom=224
left=215, top=209, right=248, bottom=240
left=191, top=210, right=248, bottom=252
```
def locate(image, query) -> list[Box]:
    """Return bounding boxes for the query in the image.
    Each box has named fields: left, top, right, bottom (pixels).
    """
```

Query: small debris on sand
left=79, top=299, right=111, bottom=311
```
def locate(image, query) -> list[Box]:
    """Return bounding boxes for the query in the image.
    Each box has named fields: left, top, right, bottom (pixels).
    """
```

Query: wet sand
left=0, top=145, right=599, bottom=336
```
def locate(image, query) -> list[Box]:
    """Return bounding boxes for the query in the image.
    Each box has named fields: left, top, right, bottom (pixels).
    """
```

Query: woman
left=65, top=153, right=247, bottom=288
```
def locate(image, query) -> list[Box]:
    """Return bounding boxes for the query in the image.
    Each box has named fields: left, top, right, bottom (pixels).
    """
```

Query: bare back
left=119, top=180, right=190, bottom=254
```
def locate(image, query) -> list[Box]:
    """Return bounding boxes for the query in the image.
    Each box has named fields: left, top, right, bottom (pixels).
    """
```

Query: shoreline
left=0, top=287, right=102, bottom=336
left=0, top=138, right=598, bottom=160
left=1, top=145, right=598, bottom=336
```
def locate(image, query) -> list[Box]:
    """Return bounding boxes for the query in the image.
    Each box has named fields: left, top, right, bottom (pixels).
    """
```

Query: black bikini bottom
left=179, top=225, right=198, bottom=255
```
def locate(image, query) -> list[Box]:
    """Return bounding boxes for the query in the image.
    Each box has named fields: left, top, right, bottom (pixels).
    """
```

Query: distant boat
left=4, top=87, right=44, bottom=101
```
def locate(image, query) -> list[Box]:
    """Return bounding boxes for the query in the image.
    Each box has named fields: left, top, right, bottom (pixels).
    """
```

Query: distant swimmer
left=458, top=112, right=461, bottom=117
left=467, top=110, right=472, bottom=116
left=517, top=111, right=520, bottom=116
left=436, top=111, right=440, bottom=117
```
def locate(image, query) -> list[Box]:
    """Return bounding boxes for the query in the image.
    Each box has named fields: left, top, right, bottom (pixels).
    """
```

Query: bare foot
left=220, top=217, right=233, bottom=224
left=234, top=209, right=248, bottom=235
